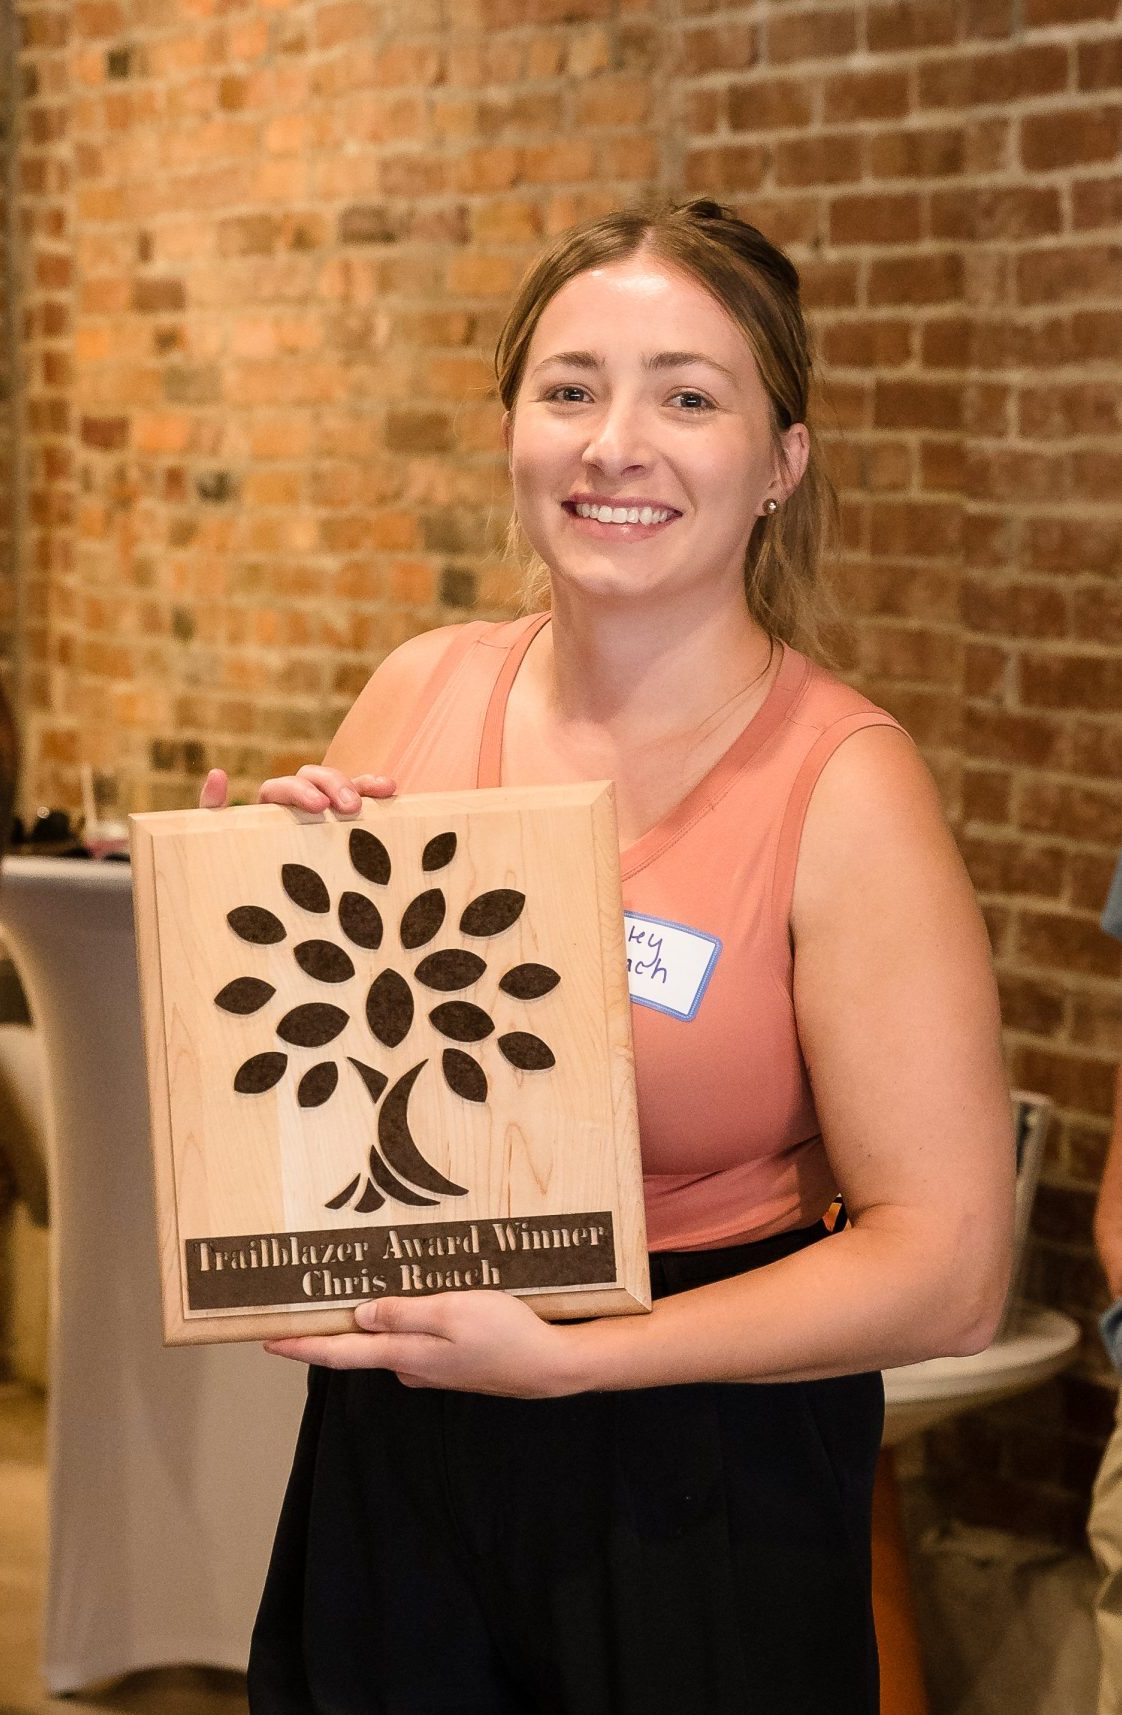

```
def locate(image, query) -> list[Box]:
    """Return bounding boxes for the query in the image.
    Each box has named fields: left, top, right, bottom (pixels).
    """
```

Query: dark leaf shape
left=414, top=949, right=487, bottom=992
left=498, top=1032, right=555, bottom=1072
left=499, top=963, right=560, bottom=1001
left=400, top=889, right=446, bottom=950
left=325, top=1173, right=361, bottom=1211
left=276, top=1002, right=348, bottom=1048
left=294, top=939, right=355, bottom=984
left=366, top=970, right=413, bottom=1048
left=339, top=891, right=382, bottom=951
left=422, top=831, right=457, bottom=872
left=282, top=863, right=330, bottom=914
left=354, top=1178, right=386, bottom=1214
left=429, top=1002, right=494, bottom=1043
left=443, top=1049, right=487, bottom=1104
left=459, top=889, right=525, bottom=938
left=298, top=1061, right=339, bottom=1108
left=366, top=1145, right=437, bottom=1207
left=234, top=1051, right=288, bottom=1093
left=228, top=906, right=285, bottom=945
left=378, top=1061, right=468, bottom=1197
left=348, top=1057, right=388, bottom=1105
left=349, top=827, right=391, bottom=886
left=215, top=976, right=275, bottom=1014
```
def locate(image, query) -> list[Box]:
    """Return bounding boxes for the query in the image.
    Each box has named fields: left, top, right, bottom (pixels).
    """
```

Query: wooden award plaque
left=130, top=783, right=649, bottom=1345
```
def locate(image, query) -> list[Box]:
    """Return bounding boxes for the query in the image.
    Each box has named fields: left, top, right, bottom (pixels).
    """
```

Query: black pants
left=248, top=1221, right=883, bottom=1714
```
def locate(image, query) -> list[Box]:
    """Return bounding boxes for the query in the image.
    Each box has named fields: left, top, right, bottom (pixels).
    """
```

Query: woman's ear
left=775, top=422, right=810, bottom=502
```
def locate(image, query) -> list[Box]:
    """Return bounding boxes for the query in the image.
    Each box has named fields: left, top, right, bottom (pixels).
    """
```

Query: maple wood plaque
left=130, top=783, right=649, bottom=1345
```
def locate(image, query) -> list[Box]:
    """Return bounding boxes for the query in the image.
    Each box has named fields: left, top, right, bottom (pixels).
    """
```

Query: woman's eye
left=543, top=386, right=589, bottom=403
left=542, top=386, right=714, bottom=410
left=672, top=391, right=713, bottom=411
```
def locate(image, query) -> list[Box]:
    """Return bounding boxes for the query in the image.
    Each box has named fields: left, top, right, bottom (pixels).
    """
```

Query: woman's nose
left=581, top=398, right=652, bottom=474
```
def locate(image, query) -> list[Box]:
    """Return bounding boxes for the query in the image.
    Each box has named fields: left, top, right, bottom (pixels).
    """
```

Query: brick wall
left=2, top=0, right=1121, bottom=1541
left=0, top=0, right=17, bottom=679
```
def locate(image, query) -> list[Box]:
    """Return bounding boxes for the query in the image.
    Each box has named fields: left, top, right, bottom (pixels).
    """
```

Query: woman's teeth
left=573, top=503, right=676, bottom=526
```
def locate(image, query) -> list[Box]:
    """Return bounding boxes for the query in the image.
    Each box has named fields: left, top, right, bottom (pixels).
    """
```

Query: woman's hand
left=198, top=765, right=397, bottom=814
left=263, top=1290, right=581, bottom=1399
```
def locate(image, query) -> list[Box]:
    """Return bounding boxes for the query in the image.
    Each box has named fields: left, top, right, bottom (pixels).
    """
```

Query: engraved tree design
left=215, top=828, right=560, bottom=1214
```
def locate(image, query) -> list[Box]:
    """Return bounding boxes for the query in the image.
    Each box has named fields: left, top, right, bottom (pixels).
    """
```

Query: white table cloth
left=1, top=855, right=306, bottom=1694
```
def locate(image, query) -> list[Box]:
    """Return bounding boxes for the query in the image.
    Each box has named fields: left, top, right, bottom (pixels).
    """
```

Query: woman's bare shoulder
left=790, top=721, right=976, bottom=951
left=323, top=622, right=477, bottom=774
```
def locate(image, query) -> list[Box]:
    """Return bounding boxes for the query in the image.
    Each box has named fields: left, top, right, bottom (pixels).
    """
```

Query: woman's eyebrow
left=531, top=349, right=737, bottom=381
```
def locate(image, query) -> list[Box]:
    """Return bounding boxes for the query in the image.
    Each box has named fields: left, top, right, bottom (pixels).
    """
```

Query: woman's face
left=503, top=256, right=809, bottom=607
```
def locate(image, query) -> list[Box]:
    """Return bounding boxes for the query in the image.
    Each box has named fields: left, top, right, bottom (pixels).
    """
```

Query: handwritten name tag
left=623, top=912, right=722, bottom=1022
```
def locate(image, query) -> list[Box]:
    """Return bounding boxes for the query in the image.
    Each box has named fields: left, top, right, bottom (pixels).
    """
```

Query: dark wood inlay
left=228, top=906, right=285, bottom=945
left=349, top=827, right=391, bottom=886
left=282, top=863, right=330, bottom=914
left=459, top=889, right=525, bottom=938
left=498, top=1032, right=555, bottom=1071
left=215, top=976, right=275, bottom=1014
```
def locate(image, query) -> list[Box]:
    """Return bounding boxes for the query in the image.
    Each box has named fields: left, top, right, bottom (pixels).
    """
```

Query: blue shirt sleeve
left=1103, top=849, right=1122, bottom=944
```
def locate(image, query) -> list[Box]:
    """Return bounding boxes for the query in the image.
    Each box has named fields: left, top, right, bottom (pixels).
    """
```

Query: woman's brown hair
left=493, top=196, right=842, bottom=662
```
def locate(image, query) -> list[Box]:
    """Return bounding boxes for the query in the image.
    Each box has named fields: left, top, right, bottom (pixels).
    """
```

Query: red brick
left=1020, top=382, right=1122, bottom=440
left=1014, top=1044, right=1116, bottom=1116
left=821, top=317, right=912, bottom=368
left=964, top=835, right=1066, bottom=900
left=684, top=142, right=770, bottom=193
left=867, top=251, right=963, bottom=306
left=1025, top=517, right=1122, bottom=579
left=929, top=184, right=1062, bottom=242
left=574, top=76, right=651, bottom=129
left=997, top=972, right=1067, bottom=1037
left=1072, top=586, right=1122, bottom=648
left=821, top=68, right=910, bottom=124
left=767, top=7, right=857, bottom=61
left=866, top=0, right=956, bottom=51
left=798, top=258, right=860, bottom=309
left=964, top=706, right=1070, bottom=769
left=828, top=191, right=923, bottom=245
left=1070, top=716, right=1122, bottom=778
left=1017, top=906, right=1122, bottom=978
left=775, top=133, right=861, bottom=187
left=962, top=764, right=1012, bottom=824
left=1071, top=448, right=1122, bottom=501
left=867, top=499, right=963, bottom=558
left=1019, top=651, right=1122, bottom=713
left=918, top=44, right=1068, bottom=109
left=682, top=23, right=757, bottom=75
left=1072, top=177, right=1122, bottom=231
left=1022, top=106, right=1122, bottom=173
left=1068, top=848, right=1122, bottom=913
left=874, top=378, right=963, bottom=432
left=1024, top=0, right=1117, bottom=20
left=964, top=577, right=1068, bottom=641
left=1077, top=39, right=1122, bottom=93
left=1017, top=245, right=1122, bottom=306
left=1070, top=991, right=1122, bottom=1054
left=726, top=77, right=815, bottom=133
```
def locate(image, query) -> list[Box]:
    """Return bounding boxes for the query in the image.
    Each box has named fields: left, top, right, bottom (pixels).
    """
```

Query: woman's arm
left=265, top=724, right=1015, bottom=1396
left=558, top=724, right=1016, bottom=1390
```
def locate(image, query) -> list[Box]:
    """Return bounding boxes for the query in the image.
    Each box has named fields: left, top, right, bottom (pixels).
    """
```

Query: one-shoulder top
left=376, top=613, right=912, bottom=1251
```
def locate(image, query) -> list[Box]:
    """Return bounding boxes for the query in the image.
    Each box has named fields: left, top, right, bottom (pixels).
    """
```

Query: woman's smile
left=561, top=497, right=682, bottom=541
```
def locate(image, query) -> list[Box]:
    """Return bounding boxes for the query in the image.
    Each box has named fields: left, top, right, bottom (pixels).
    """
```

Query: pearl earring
left=764, top=498, right=779, bottom=515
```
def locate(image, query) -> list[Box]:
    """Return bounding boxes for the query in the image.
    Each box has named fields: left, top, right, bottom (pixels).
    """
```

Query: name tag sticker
left=623, top=912, right=722, bottom=1022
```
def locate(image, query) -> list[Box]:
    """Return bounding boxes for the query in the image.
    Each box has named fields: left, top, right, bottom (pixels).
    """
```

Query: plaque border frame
left=131, top=783, right=651, bottom=1345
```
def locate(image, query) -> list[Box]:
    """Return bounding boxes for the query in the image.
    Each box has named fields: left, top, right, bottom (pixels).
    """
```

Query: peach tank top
left=379, top=613, right=911, bottom=1252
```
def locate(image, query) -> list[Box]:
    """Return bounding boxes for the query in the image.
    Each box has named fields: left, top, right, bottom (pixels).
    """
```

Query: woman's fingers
left=258, top=766, right=398, bottom=814
left=202, top=766, right=397, bottom=815
left=199, top=768, right=229, bottom=810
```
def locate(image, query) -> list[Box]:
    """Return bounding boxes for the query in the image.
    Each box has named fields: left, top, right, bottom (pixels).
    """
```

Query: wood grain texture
left=130, top=784, right=649, bottom=1345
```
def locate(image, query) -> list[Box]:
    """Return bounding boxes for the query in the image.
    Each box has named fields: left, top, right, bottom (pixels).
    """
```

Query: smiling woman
left=201, top=197, right=1015, bottom=1715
